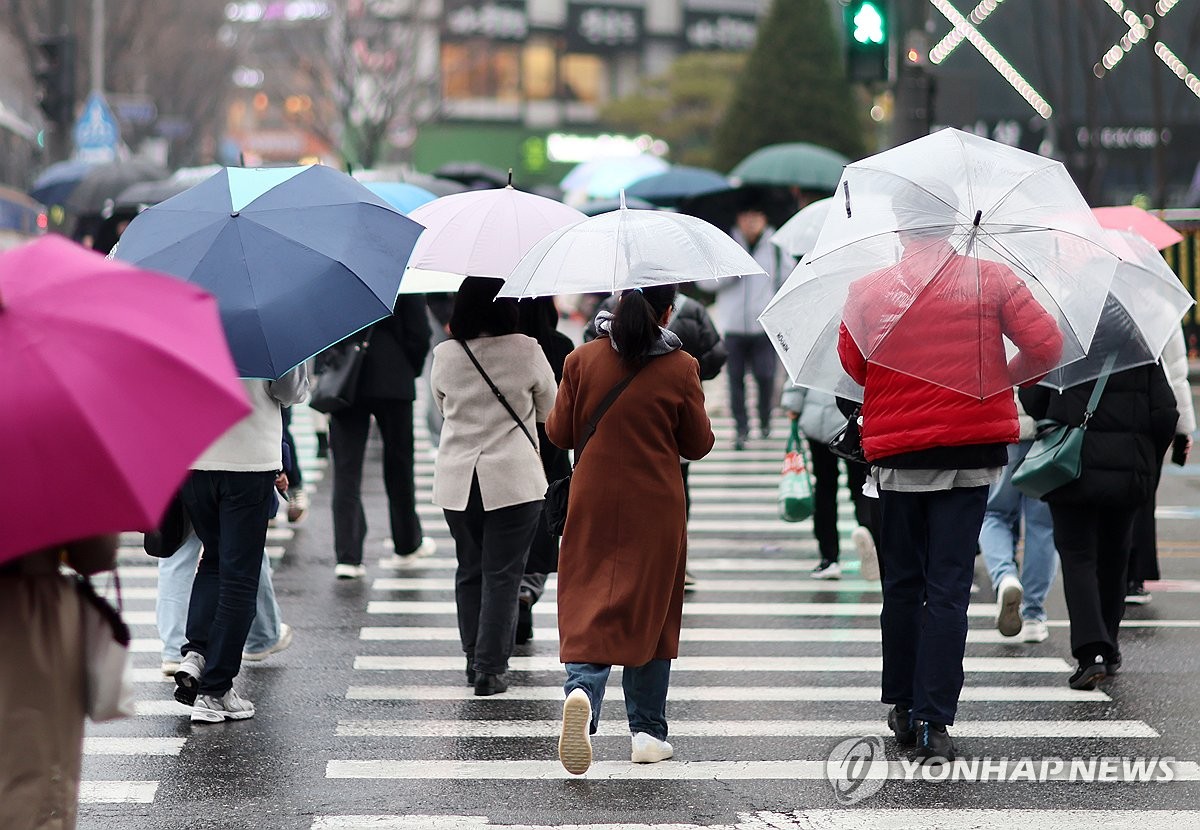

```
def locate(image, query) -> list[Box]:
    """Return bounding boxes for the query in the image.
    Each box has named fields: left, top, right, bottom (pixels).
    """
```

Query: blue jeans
left=156, top=531, right=283, bottom=662
left=879, top=486, right=988, bottom=726
left=978, top=441, right=1059, bottom=622
left=181, top=470, right=276, bottom=695
left=564, top=659, right=671, bottom=741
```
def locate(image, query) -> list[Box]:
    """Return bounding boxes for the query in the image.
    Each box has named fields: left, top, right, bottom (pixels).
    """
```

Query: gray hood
left=594, top=310, right=683, bottom=357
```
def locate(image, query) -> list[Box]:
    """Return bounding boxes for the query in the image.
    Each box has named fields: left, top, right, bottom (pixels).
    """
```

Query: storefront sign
left=682, top=10, right=759, bottom=51
left=566, top=2, right=644, bottom=52
left=443, top=0, right=528, bottom=40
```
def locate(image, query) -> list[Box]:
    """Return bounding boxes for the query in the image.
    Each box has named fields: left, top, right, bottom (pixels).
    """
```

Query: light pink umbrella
left=1093, top=205, right=1183, bottom=251
left=0, top=236, right=250, bottom=564
left=401, top=185, right=585, bottom=293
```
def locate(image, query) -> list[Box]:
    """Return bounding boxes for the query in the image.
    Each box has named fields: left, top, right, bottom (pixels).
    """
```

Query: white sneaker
left=161, top=660, right=180, bottom=677
left=1020, top=619, right=1049, bottom=643
left=631, top=731, right=674, bottom=763
left=242, top=623, right=294, bottom=662
left=558, top=688, right=593, bottom=775
left=286, top=489, right=309, bottom=524
left=995, top=575, right=1024, bottom=637
left=173, top=651, right=205, bottom=705
left=811, top=560, right=841, bottom=580
left=852, top=526, right=880, bottom=581
left=191, top=688, right=255, bottom=723
left=380, top=537, right=437, bottom=568
left=334, top=563, right=366, bottom=580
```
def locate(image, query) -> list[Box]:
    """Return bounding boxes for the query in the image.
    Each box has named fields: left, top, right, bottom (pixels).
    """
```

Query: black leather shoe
left=465, top=658, right=476, bottom=687
left=914, top=721, right=955, bottom=763
left=887, top=705, right=916, bottom=746
left=515, top=599, right=534, bottom=645
left=1069, top=654, right=1107, bottom=690
left=474, top=672, right=508, bottom=696
left=1107, top=650, right=1122, bottom=675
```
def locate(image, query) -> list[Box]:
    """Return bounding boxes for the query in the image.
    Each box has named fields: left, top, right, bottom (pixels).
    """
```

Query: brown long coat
left=546, top=338, right=714, bottom=666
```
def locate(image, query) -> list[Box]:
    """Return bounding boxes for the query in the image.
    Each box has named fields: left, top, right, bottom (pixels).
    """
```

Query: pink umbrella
left=401, top=185, right=585, bottom=293
left=1093, top=205, right=1183, bottom=251
left=0, top=236, right=250, bottom=564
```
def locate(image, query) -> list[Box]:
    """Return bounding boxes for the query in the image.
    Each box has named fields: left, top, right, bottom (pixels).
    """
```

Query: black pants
left=1050, top=502, right=1137, bottom=661
left=725, top=333, right=777, bottom=436
left=807, top=439, right=877, bottom=562
left=1128, top=457, right=1164, bottom=583
left=443, top=476, right=542, bottom=675
left=281, top=407, right=302, bottom=489
left=879, top=486, right=988, bottom=726
left=330, top=398, right=421, bottom=564
left=181, top=469, right=276, bottom=696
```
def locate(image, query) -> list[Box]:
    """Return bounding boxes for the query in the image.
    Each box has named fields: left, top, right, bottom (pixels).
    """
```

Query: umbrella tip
left=507, top=168, right=513, bottom=187
left=973, top=210, right=982, bottom=226
left=238, top=152, right=246, bottom=168
left=619, top=189, right=627, bottom=209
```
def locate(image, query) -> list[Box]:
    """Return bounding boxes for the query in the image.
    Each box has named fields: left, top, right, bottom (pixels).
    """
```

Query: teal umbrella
left=728, top=143, right=850, bottom=191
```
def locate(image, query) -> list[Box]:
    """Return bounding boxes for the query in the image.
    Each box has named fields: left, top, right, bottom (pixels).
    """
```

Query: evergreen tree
left=713, top=0, right=865, bottom=171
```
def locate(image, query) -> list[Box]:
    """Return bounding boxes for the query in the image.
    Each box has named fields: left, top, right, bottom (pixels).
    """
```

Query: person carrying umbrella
left=839, top=190, right=1063, bottom=763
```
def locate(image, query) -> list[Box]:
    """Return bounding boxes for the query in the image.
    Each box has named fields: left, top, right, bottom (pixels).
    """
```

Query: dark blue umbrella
left=624, top=166, right=730, bottom=207
left=29, top=160, right=95, bottom=206
left=116, top=165, right=424, bottom=379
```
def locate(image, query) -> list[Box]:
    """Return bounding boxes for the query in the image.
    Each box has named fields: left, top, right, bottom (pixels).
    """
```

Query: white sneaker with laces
left=191, top=688, right=255, bottom=723
left=242, top=623, right=294, bottom=662
left=995, top=575, right=1024, bottom=637
left=558, top=688, right=593, bottom=775
left=811, top=560, right=841, bottom=580
left=380, top=537, right=437, bottom=568
left=173, top=651, right=205, bottom=705
left=334, top=563, right=366, bottom=580
left=631, top=732, right=674, bottom=763
left=853, top=526, right=880, bottom=581
left=286, top=489, right=309, bottom=524
left=1020, top=619, right=1049, bottom=643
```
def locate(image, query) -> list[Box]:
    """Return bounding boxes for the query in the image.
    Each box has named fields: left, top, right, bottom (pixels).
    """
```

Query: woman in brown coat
left=546, top=284, right=714, bottom=775
left=0, top=535, right=119, bottom=830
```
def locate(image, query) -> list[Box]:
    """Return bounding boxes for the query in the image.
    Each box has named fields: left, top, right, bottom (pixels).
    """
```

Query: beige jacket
left=431, top=334, right=557, bottom=511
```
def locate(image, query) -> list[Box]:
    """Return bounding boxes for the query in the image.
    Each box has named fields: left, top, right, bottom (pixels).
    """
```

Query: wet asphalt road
left=77, top=385, right=1200, bottom=830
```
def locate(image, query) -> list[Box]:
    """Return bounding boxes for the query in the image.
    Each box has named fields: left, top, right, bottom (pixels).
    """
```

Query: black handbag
left=828, top=405, right=867, bottom=464
left=544, top=368, right=640, bottom=536
left=143, top=490, right=191, bottom=558
left=310, top=331, right=372, bottom=414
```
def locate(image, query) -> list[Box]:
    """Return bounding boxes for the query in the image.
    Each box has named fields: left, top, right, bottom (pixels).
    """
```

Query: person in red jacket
left=838, top=208, right=1063, bottom=764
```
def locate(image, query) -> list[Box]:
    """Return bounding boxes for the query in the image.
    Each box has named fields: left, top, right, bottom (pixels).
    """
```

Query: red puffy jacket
left=838, top=243, right=1064, bottom=462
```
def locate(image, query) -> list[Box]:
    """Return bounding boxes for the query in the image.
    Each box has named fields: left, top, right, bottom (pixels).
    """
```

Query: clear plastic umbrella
left=498, top=196, right=765, bottom=298
left=772, top=197, right=833, bottom=258
left=760, top=128, right=1120, bottom=402
left=1038, top=230, right=1194, bottom=390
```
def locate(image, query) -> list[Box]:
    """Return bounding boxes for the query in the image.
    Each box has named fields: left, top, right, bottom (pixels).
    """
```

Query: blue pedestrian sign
left=73, top=92, right=120, bottom=162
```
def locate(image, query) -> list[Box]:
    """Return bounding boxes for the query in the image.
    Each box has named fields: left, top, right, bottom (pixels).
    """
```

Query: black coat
left=1019, top=363, right=1178, bottom=507
left=584, top=294, right=727, bottom=381
left=317, top=295, right=431, bottom=402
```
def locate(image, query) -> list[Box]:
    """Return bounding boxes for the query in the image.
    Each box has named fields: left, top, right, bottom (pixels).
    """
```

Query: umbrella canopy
left=760, top=128, right=1120, bottom=402
left=353, top=168, right=468, bottom=197
left=115, top=179, right=192, bottom=212
left=498, top=200, right=765, bottom=298
left=1038, top=230, right=1194, bottom=390
left=402, top=185, right=586, bottom=294
left=30, top=159, right=94, bottom=206
left=728, top=143, right=850, bottom=190
left=433, top=162, right=510, bottom=189
left=772, top=197, right=834, bottom=258
left=1092, top=205, right=1183, bottom=251
left=116, top=165, right=424, bottom=379
left=0, top=236, right=250, bottom=563
left=624, top=166, right=731, bottom=207
left=364, top=182, right=438, bottom=214
left=67, top=159, right=170, bottom=215
left=677, top=184, right=799, bottom=233
left=560, top=155, right=669, bottom=200
left=578, top=195, right=656, bottom=216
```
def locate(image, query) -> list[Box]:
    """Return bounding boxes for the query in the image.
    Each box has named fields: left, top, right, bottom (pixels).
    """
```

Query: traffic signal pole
left=890, top=0, right=935, bottom=147
left=41, top=0, right=76, bottom=162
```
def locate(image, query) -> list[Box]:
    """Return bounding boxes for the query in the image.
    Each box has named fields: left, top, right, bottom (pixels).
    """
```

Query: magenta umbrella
left=0, top=236, right=250, bottom=564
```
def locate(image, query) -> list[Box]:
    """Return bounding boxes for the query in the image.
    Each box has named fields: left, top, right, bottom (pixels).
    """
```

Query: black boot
left=474, top=672, right=508, bottom=697
left=914, top=721, right=955, bottom=763
left=515, top=598, right=534, bottom=645
left=465, top=658, right=475, bottom=687
left=887, top=705, right=916, bottom=746
left=1069, top=653, right=1107, bottom=690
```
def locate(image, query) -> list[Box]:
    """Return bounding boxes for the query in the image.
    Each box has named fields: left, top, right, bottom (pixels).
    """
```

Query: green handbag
left=1012, top=355, right=1116, bottom=499
left=779, top=419, right=815, bottom=522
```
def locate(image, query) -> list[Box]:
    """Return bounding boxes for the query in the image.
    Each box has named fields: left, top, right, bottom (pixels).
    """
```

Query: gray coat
left=700, top=226, right=794, bottom=335
left=781, top=386, right=845, bottom=445
left=431, top=334, right=557, bottom=511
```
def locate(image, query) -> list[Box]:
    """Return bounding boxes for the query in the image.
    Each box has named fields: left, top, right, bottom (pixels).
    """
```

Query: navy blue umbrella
left=29, top=160, right=94, bottom=207
left=624, top=166, right=730, bottom=207
left=116, top=165, right=424, bottom=379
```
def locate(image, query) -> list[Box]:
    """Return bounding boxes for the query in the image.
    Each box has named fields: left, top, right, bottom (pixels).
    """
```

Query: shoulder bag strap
left=1082, top=353, right=1120, bottom=427
left=460, top=340, right=538, bottom=450
left=574, top=368, right=640, bottom=466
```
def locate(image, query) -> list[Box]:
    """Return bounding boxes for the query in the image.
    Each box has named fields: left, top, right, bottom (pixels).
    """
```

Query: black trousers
left=807, top=439, right=878, bottom=562
left=725, top=333, right=777, bottom=435
left=330, top=398, right=422, bottom=564
left=879, top=486, right=988, bottom=726
left=443, top=476, right=542, bottom=675
left=181, top=469, right=276, bottom=695
left=1128, top=457, right=1164, bottom=583
left=1050, top=502, right=1137, bottom=661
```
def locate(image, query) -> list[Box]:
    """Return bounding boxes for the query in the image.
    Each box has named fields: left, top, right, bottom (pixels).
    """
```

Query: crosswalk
left=76, top=378, right=1200, bottom=827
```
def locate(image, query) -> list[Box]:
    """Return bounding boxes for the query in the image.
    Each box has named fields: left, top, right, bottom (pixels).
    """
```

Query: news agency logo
left=826, top=735, right=888, bottom=805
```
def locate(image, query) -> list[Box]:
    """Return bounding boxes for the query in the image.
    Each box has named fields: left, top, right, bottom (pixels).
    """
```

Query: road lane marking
left=78, top=781, right=159, bottom=803
left=345, top=685, right=1109, bottom=702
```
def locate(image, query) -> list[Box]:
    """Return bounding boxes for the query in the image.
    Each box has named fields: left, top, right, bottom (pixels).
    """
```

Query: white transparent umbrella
left=772, top=197, right=833, bottom=258
left=399, top=185, right=585, bottom=293
left=498, top=197, right=765, bottom=298
left=760, top=128, right=1120, bottom=402
left=1038, top=229, right=1194, bottom=390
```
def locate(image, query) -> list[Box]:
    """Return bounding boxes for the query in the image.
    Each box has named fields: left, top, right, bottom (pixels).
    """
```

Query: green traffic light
left=852, top=2, right=886, bottom=45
